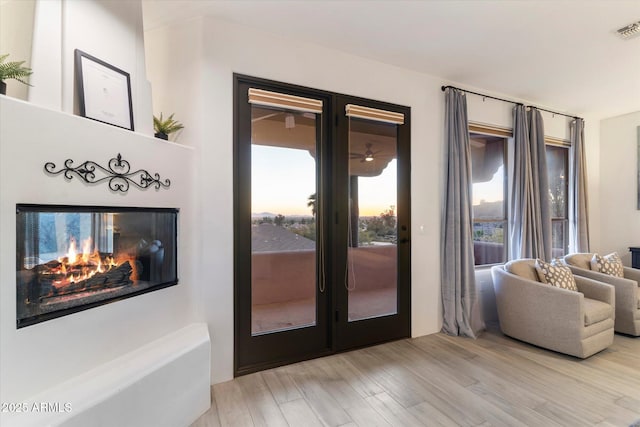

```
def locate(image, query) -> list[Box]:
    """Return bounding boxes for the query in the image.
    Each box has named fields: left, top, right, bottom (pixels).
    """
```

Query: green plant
left=153, top=113, right=184, bottom=135
left=0, top=53, right=33, bottom=85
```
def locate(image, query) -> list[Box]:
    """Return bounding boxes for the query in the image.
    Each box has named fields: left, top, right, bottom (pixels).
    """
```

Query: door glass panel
left=251, top=106, right=318, bottom=335
left=347, top=117, right=398, bottom=321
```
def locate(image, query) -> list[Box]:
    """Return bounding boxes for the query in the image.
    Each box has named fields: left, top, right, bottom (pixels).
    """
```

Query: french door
left=332, top=95, right=411, bottom=351
left=234, top=75, right=410, bottom=375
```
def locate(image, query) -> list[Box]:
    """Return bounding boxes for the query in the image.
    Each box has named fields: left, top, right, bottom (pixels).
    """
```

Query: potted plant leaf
left=0, top=53, right=33, bottom=95
left=153, top=113, right=184, bottom=141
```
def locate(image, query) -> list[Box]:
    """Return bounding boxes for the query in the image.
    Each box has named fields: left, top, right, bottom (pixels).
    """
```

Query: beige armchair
left=491, top=259, right=615, bottom=358
left=564, top=253, right=640, bottom=336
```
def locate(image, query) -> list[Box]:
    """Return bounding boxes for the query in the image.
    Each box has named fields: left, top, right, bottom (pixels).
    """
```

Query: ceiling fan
left=350, top=143, right=381, bottom=162
left=251, top=111, right=316, bottom=129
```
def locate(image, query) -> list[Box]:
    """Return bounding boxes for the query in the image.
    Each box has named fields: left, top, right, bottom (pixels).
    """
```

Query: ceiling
left=142, top=0, right=640, bottom=119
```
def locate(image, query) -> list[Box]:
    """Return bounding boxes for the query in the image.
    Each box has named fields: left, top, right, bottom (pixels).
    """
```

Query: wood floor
left=192, top=329, right=640, bottom=427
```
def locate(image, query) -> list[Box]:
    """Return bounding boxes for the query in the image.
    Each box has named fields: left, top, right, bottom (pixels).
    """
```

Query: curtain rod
left=441, top=85, right=581, bottom=121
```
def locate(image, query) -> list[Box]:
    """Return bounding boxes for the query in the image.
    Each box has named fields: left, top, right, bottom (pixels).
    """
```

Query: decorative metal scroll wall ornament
left=44, top=153, right=170, bottom=193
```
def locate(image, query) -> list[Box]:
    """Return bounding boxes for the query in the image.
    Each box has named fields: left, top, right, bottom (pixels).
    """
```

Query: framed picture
left=75, top=49, right=134, bottom=131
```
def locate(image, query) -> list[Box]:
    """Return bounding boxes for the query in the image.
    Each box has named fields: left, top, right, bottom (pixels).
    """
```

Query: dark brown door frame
left=234, top=75, right=334, bottom=376
left=332, top=94, right=411, bottom=351
left=233, top=74, right=411, bottom=376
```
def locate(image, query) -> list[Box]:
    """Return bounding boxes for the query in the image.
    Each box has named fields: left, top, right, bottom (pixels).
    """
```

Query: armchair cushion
left=505, top=259, right=538, bottom=282
left=583, top=298, right=614, bottom=326
left=564, top=253, right=592, bottom=270
left=591, top=252, right=624, bottom=277
left=624, top=266, right=640, bottom=282
left=535, top=258, right=578, bottom=292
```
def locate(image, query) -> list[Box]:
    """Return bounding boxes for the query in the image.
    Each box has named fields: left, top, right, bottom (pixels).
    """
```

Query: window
left=36, top=212, right=114, bottom=262
left=470, top=133, right=507, bottom=266
left=469, top=125, right=572, bottom=266
left=546, top=144, right=569, bottom=257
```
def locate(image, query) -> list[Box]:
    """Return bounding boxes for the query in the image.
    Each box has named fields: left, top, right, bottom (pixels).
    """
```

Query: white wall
left=28, top=0, right=62, bottom=110
left=0, top=0, right=35, bottom=100
left=28, top=0, right=153, bottom=135
left=466, top=93, right=573, bottom=141
left=598, top=111, right=640, bottom=265
left=146, top=17, right=443, bottom=384
left=0, top=0, right=206, bottom=412
left=0, top=97, right=197, bottom=403
left=145, top=17, right=603, bottom=384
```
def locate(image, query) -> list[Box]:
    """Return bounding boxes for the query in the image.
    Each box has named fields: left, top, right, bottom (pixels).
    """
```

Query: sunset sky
left=472, top=165, right=504, bottom=206
left=252, top=145, right=396, bottom=217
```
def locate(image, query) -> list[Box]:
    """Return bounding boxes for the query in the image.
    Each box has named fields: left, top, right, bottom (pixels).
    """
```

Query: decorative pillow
left=535, top=258, right=578, bottom=292
left=591, top=252, right=624, bottom=277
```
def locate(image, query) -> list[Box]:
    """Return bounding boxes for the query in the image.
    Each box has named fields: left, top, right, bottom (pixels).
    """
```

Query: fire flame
left=67, top=239, right=78, bottom=264
left=50, top=237, right=137, bottom=289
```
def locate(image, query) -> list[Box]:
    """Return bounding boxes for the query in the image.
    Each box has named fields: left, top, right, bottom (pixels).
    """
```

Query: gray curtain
left=92, top=213, right=113, bottom=253
left=23, top=212, right=40, bottom=268
left=528, top=108, right=552, bottom=260
left=570, top=118, right=590, bottom=252
left=441, top=88, right=483, bottom=338
left=510, top=106, right=552, bottom=260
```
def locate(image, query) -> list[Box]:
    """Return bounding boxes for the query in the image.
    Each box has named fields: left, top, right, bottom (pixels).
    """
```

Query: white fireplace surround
left=0, top=96, right=203, bottom=425
left=2, top=323, right=210, bottom=427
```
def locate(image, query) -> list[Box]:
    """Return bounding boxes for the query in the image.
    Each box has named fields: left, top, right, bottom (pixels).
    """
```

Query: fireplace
left=16, top=204, right=178, bottom=328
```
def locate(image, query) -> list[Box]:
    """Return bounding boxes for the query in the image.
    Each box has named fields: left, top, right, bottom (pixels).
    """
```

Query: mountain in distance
left=251, top=212, right=314, bottom=220
left=473, top=200, right=503, bottom=218
left=251, top=212, right=277, bottom=218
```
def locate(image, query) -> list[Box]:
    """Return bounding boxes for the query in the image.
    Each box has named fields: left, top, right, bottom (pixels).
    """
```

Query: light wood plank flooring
left=192, top=329, right=640, bottom=427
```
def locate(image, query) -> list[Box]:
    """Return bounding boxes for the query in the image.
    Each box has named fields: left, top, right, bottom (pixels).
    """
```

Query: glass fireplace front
left=16, top=204, right=178, bottom=328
